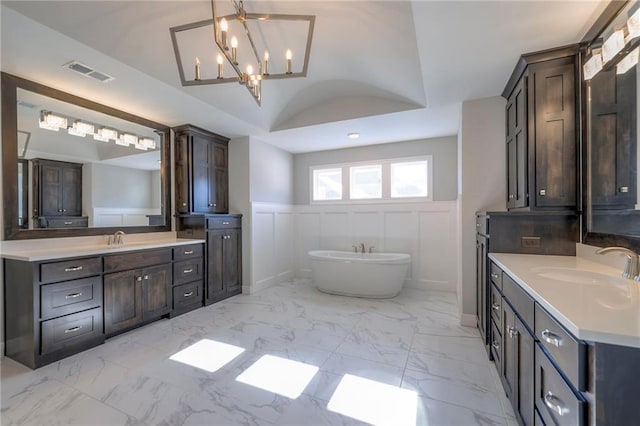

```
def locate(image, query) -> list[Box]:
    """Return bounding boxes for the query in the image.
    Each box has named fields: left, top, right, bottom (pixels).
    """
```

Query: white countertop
left=489, top=253, right=640, bottom=348
left=0, top=236, right=205, bottom=262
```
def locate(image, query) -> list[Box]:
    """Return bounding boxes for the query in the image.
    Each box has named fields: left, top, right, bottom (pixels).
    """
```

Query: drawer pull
left=65, top=292, right=83, bottom=299
left=619, top=186, right=629, bottom=193
left=541, top=329, right=563, bottom=347
left=508, top=327, right=518, bottom=339
left=491, top=273, right=500, bottom=280
left=222, top=221, right=230, bottom=225
left=491, top=303, right=500, bottom=311
left=64, top=326, right=82, bottom=334
left=64, top=221, right=73, bottom=225
left=64, top=266, right=83, bottom=272
left=491, top=341, right=500, bottom=350
left=183, top=291, right=194, bottom=297
left=184, top=250, right=194, bottom=255
left=143, top=275, right=149, bottom=280
left=183, top=268, right=193, bottom=274
left=544, top=391, right=568, bottom=416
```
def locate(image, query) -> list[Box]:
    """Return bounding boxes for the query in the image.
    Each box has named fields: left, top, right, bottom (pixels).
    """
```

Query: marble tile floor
left=1, top=279, right=517, bottom=426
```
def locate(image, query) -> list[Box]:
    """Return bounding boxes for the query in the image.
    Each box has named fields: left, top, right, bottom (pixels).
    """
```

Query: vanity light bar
left=583, top=53, right=604, bottom=80
left=37, top=110, right=158, bottom=150
left=602, top=30, right=625, bottom=64
left=627, top=8, right=640, bottom=40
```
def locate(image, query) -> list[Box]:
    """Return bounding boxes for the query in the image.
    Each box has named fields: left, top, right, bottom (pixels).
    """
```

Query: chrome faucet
left=108, top=230, right=126, bottom=246
left=358, top=242, right=365, bottom=254
left=596, top=246, right=639, bottom=280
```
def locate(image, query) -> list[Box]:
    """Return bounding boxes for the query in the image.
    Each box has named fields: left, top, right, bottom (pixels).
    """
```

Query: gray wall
left=250, top=138, right=294, bottom=204
left=90, top=163, right=155, bottom=208
left=293, top=136, right=458, bottom=204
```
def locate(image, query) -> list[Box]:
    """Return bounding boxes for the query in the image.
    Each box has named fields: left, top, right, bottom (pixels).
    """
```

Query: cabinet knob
left=491, top=341, right=500, bottom=350
left=508, top=327, right=518, bottom=339
left=143, top=275, right=149, bottom=280
left=544, top=392, right=568, bottom=416
left=508, top=194, right=514, bottom=200
left=539, top=189, right=546, bottom=196
left=182, top=202, right=187, bottom=206
left=491, top=273, right=500, bottom=280
left=619, top=186, right=629, bottom=193
left=491, top=303, right=500, bottom=311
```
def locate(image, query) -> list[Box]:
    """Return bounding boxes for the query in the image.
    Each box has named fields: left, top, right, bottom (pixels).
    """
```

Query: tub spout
left=358, top=243, right=365, bottom=254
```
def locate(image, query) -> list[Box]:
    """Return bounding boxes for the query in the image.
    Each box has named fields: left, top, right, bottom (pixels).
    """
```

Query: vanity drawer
left=535, top=303, right=586, bottom=391
left=490, top=283, right=502, bottom=325
left=104, top=248, right=172, bottom=273
left=173, top=258, right=203, bottom=286
left=40, top=277, right=102, bottom=320
left=502, top=273, right=534, bottom=331
left=490, top=320, right=502, bottom=373
left=490, top=262, right=502, bottom=289
left=207, top=216, right=240, bottom=229
left=173, top=281, right=202, bottom=310
left=43, top=217, right=88, bottom=228
left=535, top=345, right=584, bottom=426
left=40, top=257, right=102, bottom=284
left=41, top=307, right=103, bottom=355
left=173, top=244, right=203, bottom=261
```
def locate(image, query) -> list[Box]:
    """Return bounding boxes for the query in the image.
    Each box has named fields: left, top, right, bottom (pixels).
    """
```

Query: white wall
left=293, top=136, right=458, bottom=204
left=228, top=136, right=252, bottom=289
left=457, top=97, right=506, bottom=325
left=89, top=163, right=155, bottom=208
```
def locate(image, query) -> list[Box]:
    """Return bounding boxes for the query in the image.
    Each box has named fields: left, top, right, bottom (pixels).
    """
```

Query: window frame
left=309, top=156, right=433, bottom=204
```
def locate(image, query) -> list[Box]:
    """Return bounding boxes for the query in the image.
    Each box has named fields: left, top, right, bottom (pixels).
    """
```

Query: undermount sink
left=531, top=266, right=629, bottom=286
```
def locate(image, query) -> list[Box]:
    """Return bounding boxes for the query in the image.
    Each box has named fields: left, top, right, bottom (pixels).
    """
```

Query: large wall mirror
left=2, top=73, right=171, bottom=240
left=583, top=0, right=640, bottom=252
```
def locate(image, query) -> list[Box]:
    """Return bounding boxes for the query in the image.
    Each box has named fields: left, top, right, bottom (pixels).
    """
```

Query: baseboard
left=407, top=279, right=455, bottom=292
left=248, top=270, right=295, bottom=294
left=460, top=313, right=477, bottom=327
left=296, top=269, right=312, bottom=279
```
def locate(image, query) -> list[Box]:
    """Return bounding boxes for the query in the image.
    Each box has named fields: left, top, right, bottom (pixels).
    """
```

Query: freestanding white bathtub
left=308, top=250, right=411, bottom=298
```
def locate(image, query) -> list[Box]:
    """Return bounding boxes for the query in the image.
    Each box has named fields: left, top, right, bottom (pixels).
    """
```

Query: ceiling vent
left=65, top=61, right=115, bottom=83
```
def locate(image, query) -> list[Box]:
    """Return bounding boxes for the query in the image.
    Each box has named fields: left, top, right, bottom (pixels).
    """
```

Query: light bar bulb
left=583, top=53, right=604, bottom=80
left=96, top=127, right=118, bottom=141
left=617, top=47, right=639, bottom=75
left=602, top=30, right=625, bottom=64
left=39, top=111, right=67, bottom=131
left=627, top=8, right=640, bottom=40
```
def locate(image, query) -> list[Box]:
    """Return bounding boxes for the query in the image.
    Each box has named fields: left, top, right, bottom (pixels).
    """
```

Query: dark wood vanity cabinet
left=103, top=249, right=172, bottom=336
left=503, top=46, right=578, bottom=211
left=4, top=256, right=105, bottom=369
left=171, top=244, right=205, bottom=316
left=177, top=214, right=243, bottom=305
left=174, top=124, right=229, bottom=215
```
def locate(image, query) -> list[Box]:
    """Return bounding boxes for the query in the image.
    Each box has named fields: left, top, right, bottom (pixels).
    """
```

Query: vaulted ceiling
left=1, top=1, right=607, bottom=153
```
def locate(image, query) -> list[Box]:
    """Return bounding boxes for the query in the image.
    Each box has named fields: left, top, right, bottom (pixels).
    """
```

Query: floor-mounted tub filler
left=308, top=250, right=411, bottom=298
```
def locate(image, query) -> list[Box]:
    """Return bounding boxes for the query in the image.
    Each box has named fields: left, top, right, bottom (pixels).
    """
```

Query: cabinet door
left=61, top=164, right=82, bottom=216
left=515, top=316, right=535, bottom=426
left=192, top=134, right=216, bottom=213
left=142, top=264, right=172, bottom=320
left=104, top=269, right=143, bottom=335
left=40, top=162, right=63, bottom=216
left=501, top=301, right=517, bottom=402
left=213, top=143, right=228, bottom=213
left=206, top=230, right=225, bottom=303
left=175, top=131, right=191, bottom=213
left=532, top=62, right=576, bottom=209
left=476, top=235, right=488, bottom=348
left=507, top=78, right=528, bottom=209
left=223, top=228, right=242, bottom=295
left=590, top=67, right=637, bottom=209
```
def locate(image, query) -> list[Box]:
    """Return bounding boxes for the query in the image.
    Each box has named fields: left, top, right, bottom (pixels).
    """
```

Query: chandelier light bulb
left=231, top=37, right=238, bottom=48
left=263, top=51, right=270, bottom=75
left=286, top=49, right=292, bottom=74
left=231, top=37, right=239, bottom=64
left=217, top=54, right=224, bottom=79
left=220, top=17, right=228, bottom=32
left=220, top=18, right=228, bottom=49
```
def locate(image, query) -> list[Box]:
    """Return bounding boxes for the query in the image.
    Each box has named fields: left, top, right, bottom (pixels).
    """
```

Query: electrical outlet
left=521, top=236, right=541, bottom=248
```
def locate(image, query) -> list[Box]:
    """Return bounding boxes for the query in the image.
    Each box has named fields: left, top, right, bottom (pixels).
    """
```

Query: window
left=390, top=160, right=428, bottom=198
left=350, top=165, right=382, bottom=199
left=310, top=156, right=432, bottom=203
left=312, top=167, right=342, bottom=201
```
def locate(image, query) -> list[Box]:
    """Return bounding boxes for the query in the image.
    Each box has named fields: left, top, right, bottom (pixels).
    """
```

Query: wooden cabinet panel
left=590, top=67, right=637, bottom=209
left=204, top=219, right=242, bottom=304
left=173, top=258, right=203, bottom=286
left=40, top=256, right=102, bottom=284
left=207, top=230, right=225, bottom=303
left=35, top=159, right=83, bottom=219
left=175, top=131, right=191, bottom=214
left=515, top=315, right=535, bottom=426
left=62, top=165, right=82, bottom=216
left=223, top=229, right=242, bottom=295
left=40, top=276, right=102, bottom=320
left=104, top=248, right=171, bottom=273
left=104, top=269, right=143, bottom=335
left=192, top=133, right=214, bottom=213
left=532, top=63, right=576, bottom=208
left=142, top=264, right=171, bottom=320
left=476, top=234, right=489, bottom=351
left=501, top=301, right=517, bottom=402
left=41, top=307, right=103, bottom=355
left=41, top=163, right=62, bottom=216
left=173, top=244, right=203, bottom=261
left=173, top=281, right=203, bottom=311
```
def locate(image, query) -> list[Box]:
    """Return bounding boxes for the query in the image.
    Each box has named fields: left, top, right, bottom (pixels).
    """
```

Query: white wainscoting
left=249, top=201, right=459, bottom=294
left=91, top=208, right=162, bottom=227
left=249, top=203, right=296, bottom=294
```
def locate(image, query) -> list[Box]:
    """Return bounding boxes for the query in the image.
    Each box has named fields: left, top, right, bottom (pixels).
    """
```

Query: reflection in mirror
left=585, top=0, right=640, bottom=241
left=16, top=89, right=164, bottom=230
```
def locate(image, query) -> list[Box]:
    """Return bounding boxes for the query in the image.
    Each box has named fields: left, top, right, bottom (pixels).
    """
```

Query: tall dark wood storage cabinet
left=174, top=125, right=229, bottom=214
left=503, top=45, right=578, bottom=211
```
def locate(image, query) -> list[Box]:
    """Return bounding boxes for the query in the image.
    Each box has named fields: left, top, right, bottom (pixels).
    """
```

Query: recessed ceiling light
left=348, top=132, right=360, bottom=139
